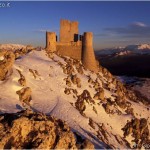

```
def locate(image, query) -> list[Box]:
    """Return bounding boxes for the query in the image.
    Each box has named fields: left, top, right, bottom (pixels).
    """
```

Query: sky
left=0, top=1, right=150, bottom=50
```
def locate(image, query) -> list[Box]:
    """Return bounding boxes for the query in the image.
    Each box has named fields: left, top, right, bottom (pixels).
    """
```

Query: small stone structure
left=46, top=19, right=98, bottom=72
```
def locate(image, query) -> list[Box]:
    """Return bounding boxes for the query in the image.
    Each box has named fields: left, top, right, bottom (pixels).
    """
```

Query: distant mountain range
left=96, top=44, right=150, bottom=56
left=0, top=44, right=26, bottom=51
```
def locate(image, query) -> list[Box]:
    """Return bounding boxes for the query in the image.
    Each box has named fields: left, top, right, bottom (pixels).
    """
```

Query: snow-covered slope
left=0, top=49, right=150, bottom=149
left=0, top=44, right=26, bottom=51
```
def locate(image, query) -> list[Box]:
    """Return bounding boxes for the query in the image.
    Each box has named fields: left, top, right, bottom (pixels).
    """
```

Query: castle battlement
left=46, top=19, right=98, bottom=72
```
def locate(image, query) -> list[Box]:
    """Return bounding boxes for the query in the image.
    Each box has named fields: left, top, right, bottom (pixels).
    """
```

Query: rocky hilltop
left=0, top=46, right=150, bottom=149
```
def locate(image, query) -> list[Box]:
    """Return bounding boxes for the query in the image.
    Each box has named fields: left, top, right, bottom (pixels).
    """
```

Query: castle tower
left=59, top=19, right=79, bottom=42
left=46, top=31, right=56, bottom=52
left=82, top=32, right=99, bottom=73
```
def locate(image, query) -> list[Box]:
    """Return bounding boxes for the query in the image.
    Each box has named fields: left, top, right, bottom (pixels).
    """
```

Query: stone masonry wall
left=46, top=32, right=56, bottom=52
left=82, top=32, right=98, bottom=72
left=59, top=19, right=78, bottom=43
left=57, top=42, right=82, bottom=60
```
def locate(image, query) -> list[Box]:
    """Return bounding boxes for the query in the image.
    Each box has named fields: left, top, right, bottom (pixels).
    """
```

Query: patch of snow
left=0, top=56, right=4, bottom=61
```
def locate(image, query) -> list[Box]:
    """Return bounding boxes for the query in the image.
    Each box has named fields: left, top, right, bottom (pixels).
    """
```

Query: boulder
left=16, top=87, right=32, bottom=106
left=0, top=50, right=15, bottom=80
left=0, top=110, right=94, bottom=149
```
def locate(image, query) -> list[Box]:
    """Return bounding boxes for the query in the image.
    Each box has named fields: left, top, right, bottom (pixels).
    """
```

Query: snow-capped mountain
left=96, top=44, right=150, bottom=56
left=0, top=44, right=26, bottom=51
left=115, top=50, right=132, bottom=56
left=96, top=47, right=125, bottom=55
left=0, top=47, right=150, bottom=149
left=125, top=44, right=150, bottom=51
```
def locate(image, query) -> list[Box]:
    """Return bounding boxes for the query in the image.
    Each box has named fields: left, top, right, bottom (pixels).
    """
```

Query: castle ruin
left=46, top=19, right=98, bottom=73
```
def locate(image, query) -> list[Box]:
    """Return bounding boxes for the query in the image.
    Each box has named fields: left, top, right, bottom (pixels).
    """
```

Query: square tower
left=59, top=19, right=79, bottom=43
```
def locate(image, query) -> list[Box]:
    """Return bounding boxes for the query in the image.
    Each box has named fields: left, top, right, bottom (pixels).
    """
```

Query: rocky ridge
left=0, top=110, right=94, bottom=149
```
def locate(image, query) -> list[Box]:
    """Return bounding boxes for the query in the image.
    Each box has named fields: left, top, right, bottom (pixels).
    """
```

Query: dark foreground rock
left=0, top=110, right=94, bottom=149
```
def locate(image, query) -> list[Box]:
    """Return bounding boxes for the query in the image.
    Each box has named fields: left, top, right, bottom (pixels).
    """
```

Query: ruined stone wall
left=45, top=19, right=99, bottom=73
left=57, top=41, right=82, bottom=60
left=59, top=19, right=79, bottom=42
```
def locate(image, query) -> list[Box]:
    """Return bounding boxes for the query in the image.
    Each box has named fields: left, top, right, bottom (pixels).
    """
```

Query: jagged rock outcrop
left=0, top=110, right=94, bottom=149
left=17, top=69, right=26, bottom=86
left=16, top=87, right=32, bottom=106
left=93, top=88, right=105, bottom=101
left=122, top=118, right=149, bottom=148
left=75, top=90, right=95, bottom=115
left=0, top=50, right=15, bottom=80
left=14, top=45, right=34, bottom=59
left=71, top=74, right=81, bottom=88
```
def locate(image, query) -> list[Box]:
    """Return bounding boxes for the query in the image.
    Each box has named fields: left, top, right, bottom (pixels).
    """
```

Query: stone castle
left=46, top=19, right=99, bottom=72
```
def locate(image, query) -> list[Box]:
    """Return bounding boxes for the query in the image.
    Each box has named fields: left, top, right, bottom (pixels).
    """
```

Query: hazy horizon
left=0, top=1, right=150, bottom=50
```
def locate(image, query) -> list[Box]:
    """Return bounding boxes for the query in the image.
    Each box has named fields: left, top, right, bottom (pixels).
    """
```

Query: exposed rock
left=79, top=139, right=95, bottom=149
left=16, top=87, right=32, bottom=106
left=64, top=88, right=71, bottom=95
left=93, top=82, right=100, bottom=89
left=18, top=76, right=26, bottom=86
left=89, top=118, right=96, bottom=129
left=0, top=50, right=15, bottom=80
left=122, top=118, right=149, bottom=148
left=125, top=107, right=134, bottom=115
left=102, top=103, right=112, bottom=114
left=97, top=123, right=109, bottom=144
left=29, top=69, right=37, bottom=79
left=75, top=90, right=95, bottom=114
left=73, top=60, right=84, bottom=74
left=88, top=78, right=94, bottom=84
left=74, top=132, right=95, bottom=149
left=0, top=110, right=94, bottom=149
left=93, top=88, right=105, bottom=101
left=77, top=66, right=84, bottom=74
left=72, top=89, right=78, bottom=95
left=115, top=98, right=127, bottom=109
left=64, top=77, right=72, bottom=87
left=62, top=58, right=75, bottom=75
left=17, top=69, right=26, bottom=86
left=26, top=45, right=34, bottom=51
left=93, top=106, right=98, bottom=114
left=71, top=74, right=81, bottom=88
left=14, top=47, right=33, bottom=59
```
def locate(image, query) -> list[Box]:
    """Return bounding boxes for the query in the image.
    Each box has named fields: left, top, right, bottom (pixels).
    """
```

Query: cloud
left=131, top=22, right=147, bottom=27
left=35, top=29, right=48, bottom=33
left=34, top=28, right=59, bottom=33
left=103, top=21, right=150, bottom=38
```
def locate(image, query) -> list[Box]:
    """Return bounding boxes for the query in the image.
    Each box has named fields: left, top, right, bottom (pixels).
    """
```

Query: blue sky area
left=0, top=1, right=150, bottom=50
